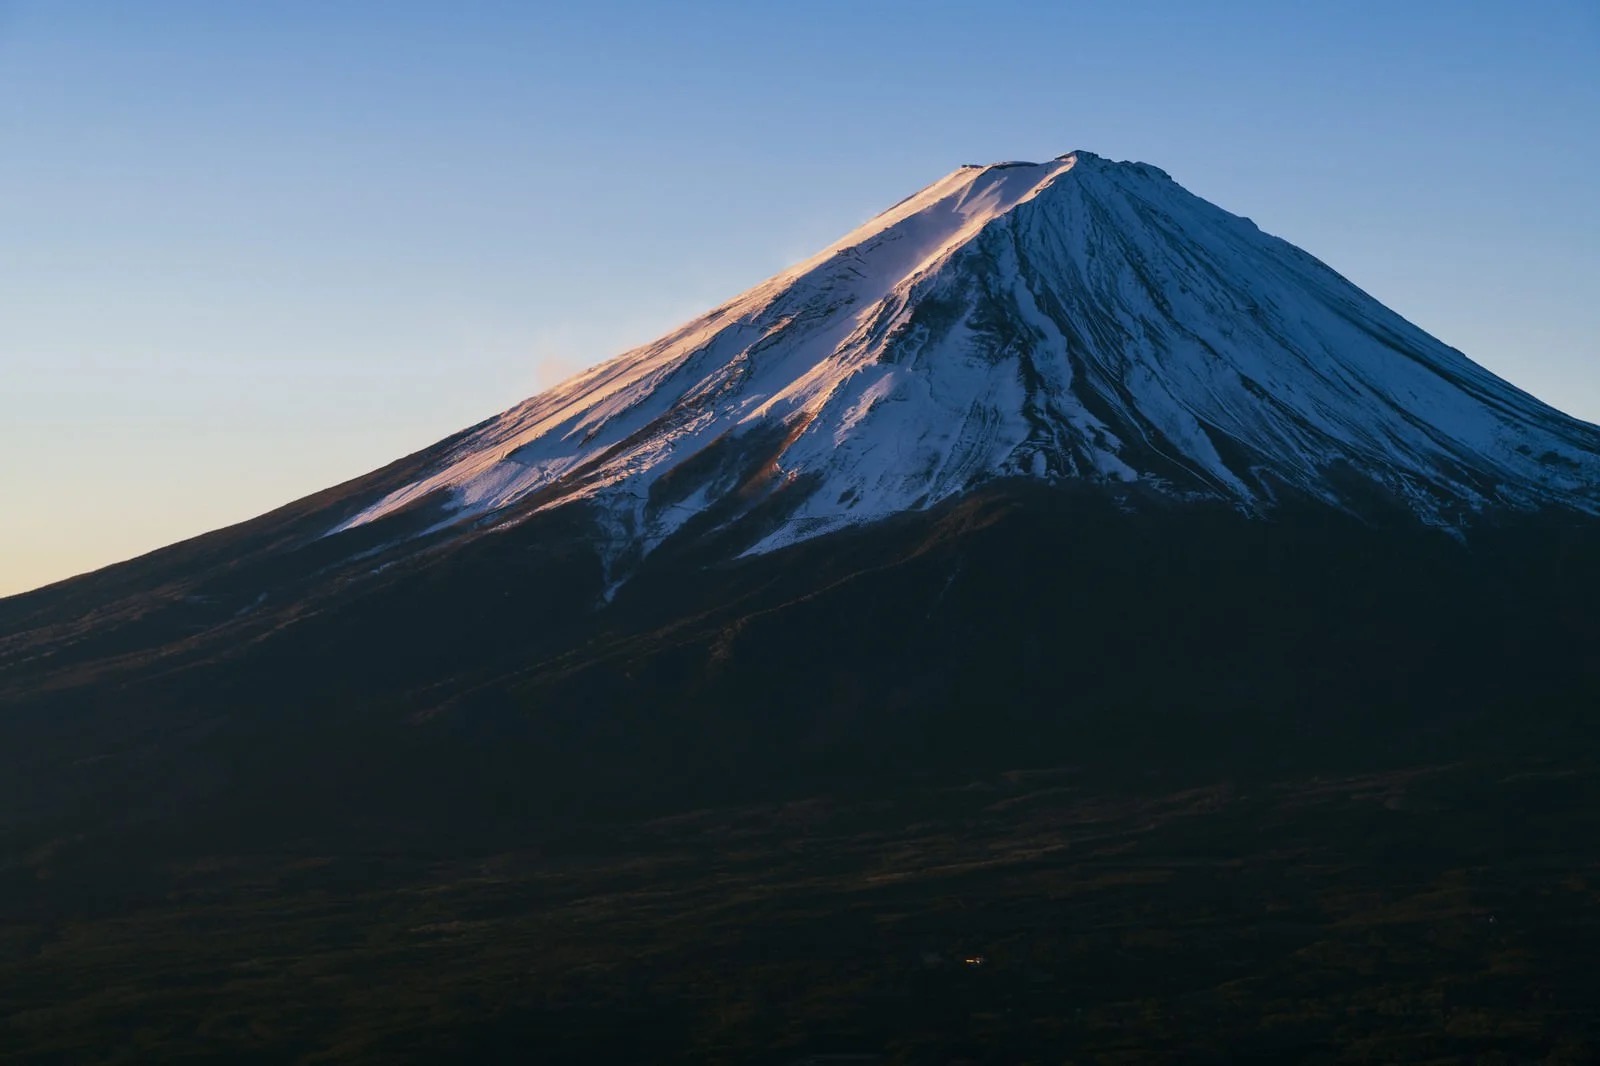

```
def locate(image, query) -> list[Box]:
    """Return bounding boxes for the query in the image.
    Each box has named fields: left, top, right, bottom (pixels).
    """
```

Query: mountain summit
left=332, top=151, right=1598, bottom=570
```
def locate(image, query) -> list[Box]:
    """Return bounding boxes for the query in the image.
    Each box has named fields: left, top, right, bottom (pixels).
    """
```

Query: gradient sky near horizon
left=2, top=1, right=1597, bottom=596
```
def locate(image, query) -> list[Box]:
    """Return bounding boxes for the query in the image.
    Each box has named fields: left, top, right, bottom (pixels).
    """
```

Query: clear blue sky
left=2, top=0, right=1596, bottom=595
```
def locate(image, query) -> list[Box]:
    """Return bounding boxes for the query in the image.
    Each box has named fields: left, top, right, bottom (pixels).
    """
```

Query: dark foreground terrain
left=5, top=757, right=1600, bottom=1064
left=4, top=485, right=1600, bottom=1063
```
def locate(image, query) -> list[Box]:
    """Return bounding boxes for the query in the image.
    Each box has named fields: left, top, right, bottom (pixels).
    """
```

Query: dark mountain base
left=3, top=485, right=1600, bottom=1061
left=4, top=487, right=1598, bottom=855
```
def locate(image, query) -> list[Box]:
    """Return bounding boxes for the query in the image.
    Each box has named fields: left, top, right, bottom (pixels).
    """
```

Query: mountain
left=5, top=147, right=1600, bottom=818
left=5, top=150, right=1600, bottom=1064
left=6, top=148, right=1600, bottom=817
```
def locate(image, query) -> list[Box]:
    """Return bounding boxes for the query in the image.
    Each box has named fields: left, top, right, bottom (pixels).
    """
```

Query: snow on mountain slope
left=332, top=151, right=1600, bottom=560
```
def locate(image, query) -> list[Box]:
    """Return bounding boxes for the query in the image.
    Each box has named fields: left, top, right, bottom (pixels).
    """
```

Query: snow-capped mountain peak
left=331, top=151, right=1600, bottom=560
